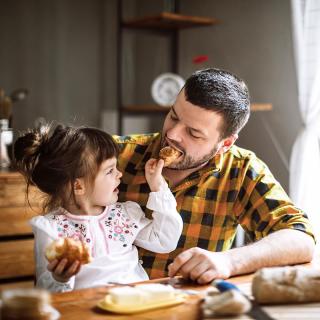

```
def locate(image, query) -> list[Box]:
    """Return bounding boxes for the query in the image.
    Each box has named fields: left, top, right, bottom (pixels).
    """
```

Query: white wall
left=0, top=0, right=112, bottom=131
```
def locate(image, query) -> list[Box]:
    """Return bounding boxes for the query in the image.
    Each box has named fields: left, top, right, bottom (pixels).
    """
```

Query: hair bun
left=14, top=126, right=50, bottom=179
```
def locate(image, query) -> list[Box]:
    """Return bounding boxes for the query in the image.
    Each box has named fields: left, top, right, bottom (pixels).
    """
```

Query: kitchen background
left=0, top=0, right=300, bottom=193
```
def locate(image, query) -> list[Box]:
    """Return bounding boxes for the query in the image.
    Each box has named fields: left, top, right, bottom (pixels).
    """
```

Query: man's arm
left=168, top=229, right=315, bottom=284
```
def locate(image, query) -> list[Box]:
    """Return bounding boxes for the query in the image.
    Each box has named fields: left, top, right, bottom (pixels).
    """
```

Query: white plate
left=151, top=73, right=185, bottom=107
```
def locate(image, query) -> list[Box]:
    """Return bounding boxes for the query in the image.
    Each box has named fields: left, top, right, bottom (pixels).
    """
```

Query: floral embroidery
left=103, top=204, right=139, bottom=247
left=49, top=214, right=90, bottom=244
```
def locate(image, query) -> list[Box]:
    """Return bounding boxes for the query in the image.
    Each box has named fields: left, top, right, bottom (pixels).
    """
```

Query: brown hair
left=14, top=124, right=119, bottom=212
left=184, top=68, right=250, bottom=139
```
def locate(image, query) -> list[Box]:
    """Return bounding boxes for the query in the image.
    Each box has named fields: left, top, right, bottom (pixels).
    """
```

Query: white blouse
left=30, top=186, right=182, bottom=292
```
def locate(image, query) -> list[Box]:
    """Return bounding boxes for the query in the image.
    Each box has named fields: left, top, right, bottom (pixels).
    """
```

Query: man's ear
left=74, top=178, right=86, bottom=195
left=217, top=134, right=238, bottom=154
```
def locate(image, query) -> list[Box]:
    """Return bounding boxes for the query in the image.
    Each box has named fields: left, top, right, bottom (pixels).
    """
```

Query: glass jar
left=0, top=119, right=13, bottom=169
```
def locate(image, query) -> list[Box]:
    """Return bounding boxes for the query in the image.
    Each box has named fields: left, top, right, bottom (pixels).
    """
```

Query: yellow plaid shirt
left=114, top=133, right=314, bottom=279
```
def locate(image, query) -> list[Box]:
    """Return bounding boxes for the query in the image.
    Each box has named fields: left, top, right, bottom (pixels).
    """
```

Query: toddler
left=14, top=124, right=183, bottom=292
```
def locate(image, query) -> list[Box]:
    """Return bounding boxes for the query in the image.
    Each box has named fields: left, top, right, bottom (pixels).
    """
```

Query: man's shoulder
left=113, top=133, right=160, bottom=146
left=229, top=145, right=270, bottom=174
left=229, top=145, right=257, bottom=160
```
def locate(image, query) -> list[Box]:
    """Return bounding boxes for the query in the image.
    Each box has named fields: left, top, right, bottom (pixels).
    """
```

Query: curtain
left=290, top=0, right=320, bottom=241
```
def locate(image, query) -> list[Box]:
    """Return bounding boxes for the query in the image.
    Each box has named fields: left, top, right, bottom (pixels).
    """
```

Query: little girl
left=14, top=124, right=182, bottom=292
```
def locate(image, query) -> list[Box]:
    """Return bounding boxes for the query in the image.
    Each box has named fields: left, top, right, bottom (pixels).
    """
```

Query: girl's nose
left=117, top=169, right=123, bottom=179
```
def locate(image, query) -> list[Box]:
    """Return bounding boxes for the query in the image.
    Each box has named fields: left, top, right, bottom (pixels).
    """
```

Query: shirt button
left=139, top=259, right=143, bottom=265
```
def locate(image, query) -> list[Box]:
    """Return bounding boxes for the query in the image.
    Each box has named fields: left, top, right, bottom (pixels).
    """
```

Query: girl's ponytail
left=14, top=126, right=50, bottom=183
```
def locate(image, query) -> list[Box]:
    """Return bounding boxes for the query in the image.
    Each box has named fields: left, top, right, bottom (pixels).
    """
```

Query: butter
left=108, top=287, right=143, bottom=305
left=136, top=284, right=175, bottom=302
left=107, top=284, right=175, bottom=306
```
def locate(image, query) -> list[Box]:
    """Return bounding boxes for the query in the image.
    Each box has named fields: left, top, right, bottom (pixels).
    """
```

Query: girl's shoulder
left=114, top=201, right=144, bottom=220
left=109, top=201, right=141, bottom=212
left=30, top=209, right=66, bottom=228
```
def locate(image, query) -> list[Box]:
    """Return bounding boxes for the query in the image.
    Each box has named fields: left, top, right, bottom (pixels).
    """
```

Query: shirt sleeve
left=29, top=216, right=75, bottom=292
left=124, top=184, right=183, bottom=253
left=233, top=157, right=315, bottom=242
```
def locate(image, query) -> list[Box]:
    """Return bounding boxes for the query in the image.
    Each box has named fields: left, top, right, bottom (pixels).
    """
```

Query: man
left=114, top=68, right=315, bottom=284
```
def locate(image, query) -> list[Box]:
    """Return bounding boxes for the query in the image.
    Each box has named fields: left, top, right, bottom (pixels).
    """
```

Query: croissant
left=45, top=237, right=91, bottom=267
left=159, top=146, right=181, bottom=167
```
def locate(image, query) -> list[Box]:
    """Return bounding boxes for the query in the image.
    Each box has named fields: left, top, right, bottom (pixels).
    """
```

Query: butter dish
left=97, top=284, right=187, bottom=314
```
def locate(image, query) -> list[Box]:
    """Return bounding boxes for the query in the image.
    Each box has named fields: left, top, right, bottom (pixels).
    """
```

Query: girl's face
left=89, top=157, right=122, bottom=208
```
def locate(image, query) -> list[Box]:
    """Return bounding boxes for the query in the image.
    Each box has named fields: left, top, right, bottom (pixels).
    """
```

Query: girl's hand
left=47, top=258, right=81, bottom=283
left=145, top=158, right=166, bottom=192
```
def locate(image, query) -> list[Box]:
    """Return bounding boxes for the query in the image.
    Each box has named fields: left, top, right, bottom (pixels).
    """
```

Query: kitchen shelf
left=122, top=12, right=219, bottom=30
left=121, top=103, right=273, bottom=114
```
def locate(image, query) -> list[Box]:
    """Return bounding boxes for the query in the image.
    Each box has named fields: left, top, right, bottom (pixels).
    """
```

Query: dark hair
left=14, top=124, right=119, bottom=212
left=184, top=68, right=250, bottom=139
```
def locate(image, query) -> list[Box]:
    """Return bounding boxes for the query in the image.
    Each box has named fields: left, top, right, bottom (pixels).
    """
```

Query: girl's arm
left=127, top=186, right=183, bottom=253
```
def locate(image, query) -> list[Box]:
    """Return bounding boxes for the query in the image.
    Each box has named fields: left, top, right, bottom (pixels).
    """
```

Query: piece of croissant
left=159, top=146, right=181, bottom=167
left=45, top=238, right=92, bottom=267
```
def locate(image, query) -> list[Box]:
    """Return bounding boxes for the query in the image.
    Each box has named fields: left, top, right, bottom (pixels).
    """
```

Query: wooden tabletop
left=51, top=276, right=216, bottom=320
left=51, top=266, right=320, bottom=320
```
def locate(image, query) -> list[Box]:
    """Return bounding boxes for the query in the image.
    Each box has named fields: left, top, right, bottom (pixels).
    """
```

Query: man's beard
left=161, top=137, right=220, bottom=170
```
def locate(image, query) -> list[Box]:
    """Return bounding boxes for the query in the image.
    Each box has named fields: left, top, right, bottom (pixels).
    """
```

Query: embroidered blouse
left=30, top=185, right=182, bottom=292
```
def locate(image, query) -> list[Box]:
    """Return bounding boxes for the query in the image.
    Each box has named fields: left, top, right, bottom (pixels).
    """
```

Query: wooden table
left=51, top=267, right=320, bottom=320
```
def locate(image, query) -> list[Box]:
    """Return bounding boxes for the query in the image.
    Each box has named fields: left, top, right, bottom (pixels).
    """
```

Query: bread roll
left=45, top=237, right=91, bottom=267
left=252, top=266, right=320, bottom=304
left=159, top=146, right=181, bottom=167
left=202, top=289, right=251, bottom=316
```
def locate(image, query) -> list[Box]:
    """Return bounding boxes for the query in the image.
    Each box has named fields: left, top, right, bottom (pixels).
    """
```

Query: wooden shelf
left=121, top=103, right=272, bottom=114
left=251, top=103, right=273, bottom=111
left=122, top=12, right=219, bottom=30
left=122, top=105, right=170, bottom=113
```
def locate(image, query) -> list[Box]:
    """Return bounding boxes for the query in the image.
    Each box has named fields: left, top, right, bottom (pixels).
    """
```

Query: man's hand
left=168, top=247, right=233, bottom=284
left=145, top=158, right=166, bottom=192
left=47, top=258, right=81, bottom=283
left=168, top=230, right=315, bottom=285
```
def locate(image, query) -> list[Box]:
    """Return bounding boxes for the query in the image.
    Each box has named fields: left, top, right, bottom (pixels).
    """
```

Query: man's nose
left=166, top=123, right=183, bottom=142
left=117, top=170, right=123, bottom=179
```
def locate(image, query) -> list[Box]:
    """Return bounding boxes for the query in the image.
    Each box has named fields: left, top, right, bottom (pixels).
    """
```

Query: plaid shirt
left=114, top=133, right=314, bottom=279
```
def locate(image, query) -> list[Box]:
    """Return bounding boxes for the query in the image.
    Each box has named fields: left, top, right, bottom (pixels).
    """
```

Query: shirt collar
left=135, top=134, right=162, bottom=170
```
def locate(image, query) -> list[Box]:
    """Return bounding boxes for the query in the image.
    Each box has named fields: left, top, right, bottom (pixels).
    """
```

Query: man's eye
left=188, top=129, right=201, bottom=139
left=170, top=114, right=178, bottom=121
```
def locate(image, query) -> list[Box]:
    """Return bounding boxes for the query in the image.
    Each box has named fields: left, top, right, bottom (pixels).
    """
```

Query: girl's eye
left=106, top=168, right=114, bottom=175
